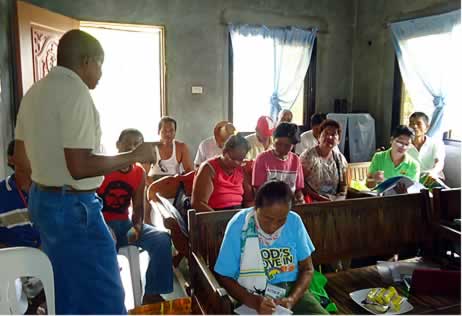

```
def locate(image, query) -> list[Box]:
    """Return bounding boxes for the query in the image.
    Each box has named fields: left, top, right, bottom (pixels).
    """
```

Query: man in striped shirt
left=0, top=141, right=40, bottom=248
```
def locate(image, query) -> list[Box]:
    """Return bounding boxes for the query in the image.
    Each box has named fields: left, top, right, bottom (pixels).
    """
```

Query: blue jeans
left=28, top=184, right=126, bottom=315
left=107, top=220, right=173, bottom=295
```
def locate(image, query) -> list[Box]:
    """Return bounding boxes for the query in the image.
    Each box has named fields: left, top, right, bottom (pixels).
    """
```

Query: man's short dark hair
left=273, top=122, right=300, bottom=145
left=391, top=125, right=415, bottom=139
left=58, top=29, right=104, bottom=68
left=311, top=113, right=327, bottom=127
left=255, top=180, right=293, bottom=209
left=223, top=133, right=250, bottom=153
left=319, top=119, right=342, bottom=138
left=409, top=112, right=430, bottom=125
left=7, top=140, right=15, bottom=157
left=158, top=116, right=177, bottom=133
left=118, top=128, right=144, bottom=143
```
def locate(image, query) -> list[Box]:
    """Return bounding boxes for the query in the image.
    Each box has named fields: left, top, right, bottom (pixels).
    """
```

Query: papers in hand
left=372, top=176, right=425, bottom=196
left=234, top=304, right=293, bottom=315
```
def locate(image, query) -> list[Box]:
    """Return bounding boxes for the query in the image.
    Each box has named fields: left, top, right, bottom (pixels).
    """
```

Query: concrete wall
left=2, top=0, right=355, bottom=157
left=351, top=0, right=460, bottom=147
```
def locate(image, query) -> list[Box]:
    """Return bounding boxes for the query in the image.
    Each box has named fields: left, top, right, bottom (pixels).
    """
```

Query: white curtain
left=229, top=25, right=317, bottom=130
left=390, top=10, right=461, bottom=138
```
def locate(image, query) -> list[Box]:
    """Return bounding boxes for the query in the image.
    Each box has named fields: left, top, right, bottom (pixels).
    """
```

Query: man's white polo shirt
left=15, top=66, right=103, bottom=190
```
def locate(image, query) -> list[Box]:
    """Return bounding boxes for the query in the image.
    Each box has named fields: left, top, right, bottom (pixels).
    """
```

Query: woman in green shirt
left=366, top=125, right=420, bottom=188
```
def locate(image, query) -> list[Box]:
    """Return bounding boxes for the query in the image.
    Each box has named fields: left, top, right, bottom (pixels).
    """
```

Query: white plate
left=349, top=288, right=414, bottom=314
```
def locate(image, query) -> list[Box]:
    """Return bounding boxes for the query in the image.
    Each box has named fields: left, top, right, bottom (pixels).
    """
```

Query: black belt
left=35, top=182, right=97, bottom=193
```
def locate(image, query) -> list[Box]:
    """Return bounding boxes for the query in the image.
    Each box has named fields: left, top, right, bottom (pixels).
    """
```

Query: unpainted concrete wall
left=1, top=0, right=355, bottom=157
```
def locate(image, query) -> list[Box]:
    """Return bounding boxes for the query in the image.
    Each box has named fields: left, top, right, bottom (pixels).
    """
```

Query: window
left=80, top=22, right=165, bottom=153
left=393, top=20, right=461, bottom=140
left=229, top=27, right=316, bottom=131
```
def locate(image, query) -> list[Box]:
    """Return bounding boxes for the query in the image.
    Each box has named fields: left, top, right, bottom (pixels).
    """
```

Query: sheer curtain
left=390, top=10, right=461, bottom=137
left=230, top=25, right=317, bottom=130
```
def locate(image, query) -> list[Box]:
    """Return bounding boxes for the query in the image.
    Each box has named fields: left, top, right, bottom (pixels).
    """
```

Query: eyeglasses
left=393, top=140, right=410, bottom=148
left=158, top=160, right=168, bottom=173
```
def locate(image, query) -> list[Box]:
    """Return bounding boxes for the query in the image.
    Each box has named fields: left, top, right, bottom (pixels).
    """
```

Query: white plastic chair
left=118, top=246, right=143, bottom=307
left=117, top=254, right=134, bottom=310
left=0, top=247, right=55, bottom=315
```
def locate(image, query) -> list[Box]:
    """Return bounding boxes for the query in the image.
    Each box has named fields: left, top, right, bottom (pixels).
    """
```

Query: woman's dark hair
left=273, top=122, right=300, bottom=144
left=118, top=128, right=144, bottom=142
left=409, top=112, right=429, bottom=125
left=311, top=113, right=327, bottom=127
left=319, top=119, right=342, bottom=137
left=223, top=133, right=250, bottom=153
left=158, top=116, right=177, bottom=133
left=255, top=180, right=293, bottom=209
left=391, top=125, right=415, bottom=139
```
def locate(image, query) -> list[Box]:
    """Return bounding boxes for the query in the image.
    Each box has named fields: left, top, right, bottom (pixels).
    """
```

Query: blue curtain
left=390, top=10, right=461, bottom=137
left=229, top=25, right=317, bottom=122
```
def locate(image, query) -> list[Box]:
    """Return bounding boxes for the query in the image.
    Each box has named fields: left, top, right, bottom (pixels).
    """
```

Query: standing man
left=14, top=30, right=158, bottom=314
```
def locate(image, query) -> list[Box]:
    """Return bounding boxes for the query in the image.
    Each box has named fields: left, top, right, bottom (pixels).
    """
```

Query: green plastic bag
left=309, top=270, right=338, bottom=313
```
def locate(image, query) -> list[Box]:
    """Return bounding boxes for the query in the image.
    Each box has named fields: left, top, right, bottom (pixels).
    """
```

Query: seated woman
left=366, top=125, right=420, bottom=188
left=147, top=116, right=193, bottom=182
left=300, top=119, right=348, bottom=202
left=252, top=122, right=305, bottom=205
left=191, top=134, right=253, bottom=212
left=214, top=180, right=327, bottom=315
left=97, top=128, right=173, bottom=304
left=407, top=112, right=445, bottom=184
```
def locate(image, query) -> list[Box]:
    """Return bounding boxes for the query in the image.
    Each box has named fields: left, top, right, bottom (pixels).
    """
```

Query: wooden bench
left=431, top=188, right=461, bottom=260
left=188, top=191, right=434, bottom=314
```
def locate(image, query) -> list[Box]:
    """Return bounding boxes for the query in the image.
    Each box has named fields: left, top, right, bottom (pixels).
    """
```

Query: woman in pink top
left=252, top=122, right=305, bottom=205
left=192, top=134, right=254, bottom=212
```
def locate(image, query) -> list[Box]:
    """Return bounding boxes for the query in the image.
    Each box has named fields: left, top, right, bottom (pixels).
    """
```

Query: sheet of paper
left=234, top=304, right=293, bottom=315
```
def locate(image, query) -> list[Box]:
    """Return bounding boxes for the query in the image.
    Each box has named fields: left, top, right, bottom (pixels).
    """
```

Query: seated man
left=276, top=109, right=293, bottom=126
left=97, top=129, right=173, bottom=304
left=295, top=113, right=326, bottom=155
left=0, top=141, right=40, bottom=248
left=0, top=141, right=43, bottom=313
left=366, top=125, right=420, bottom=188
left=147, top=116, right=194, bottom=182
left=407, top=112, right=445, bottom=185
left=194, top=121, right=236, bottom=168
left=245, top=116, right=274, bottom=160
left=192, top=134, right=254, bottom=212
left=214, top=180, right=327, bottom=315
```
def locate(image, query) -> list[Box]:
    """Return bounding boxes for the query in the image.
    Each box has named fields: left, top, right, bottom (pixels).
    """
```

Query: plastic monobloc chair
left=0, top=247, right=55, bottom=315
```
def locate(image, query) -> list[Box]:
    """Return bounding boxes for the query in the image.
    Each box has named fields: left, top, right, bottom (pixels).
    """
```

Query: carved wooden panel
left=31, top=25, right=61, bottom=82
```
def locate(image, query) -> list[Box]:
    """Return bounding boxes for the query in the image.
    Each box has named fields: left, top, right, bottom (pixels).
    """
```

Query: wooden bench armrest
left=435, top=223, right=461, bottom=242
left=191, top=252, right=227, bottom=295
left=190, top=251, right=235, bottom=314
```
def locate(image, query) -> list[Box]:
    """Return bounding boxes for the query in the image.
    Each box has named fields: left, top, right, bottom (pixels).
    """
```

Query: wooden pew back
left=293, top=192, right=432, bottom=264
left=188, top=192, right=432, bottom=314
left=432, top=188, right=461, bottom=222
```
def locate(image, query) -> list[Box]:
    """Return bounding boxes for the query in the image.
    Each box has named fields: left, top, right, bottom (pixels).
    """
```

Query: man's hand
left=275, top=297, right=294, bottom=310
left=132, top=142, right=161, bottom=163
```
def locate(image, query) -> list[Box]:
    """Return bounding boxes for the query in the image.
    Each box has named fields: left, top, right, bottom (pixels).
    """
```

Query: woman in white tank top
left=147, top=117, right=194, bottom=178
